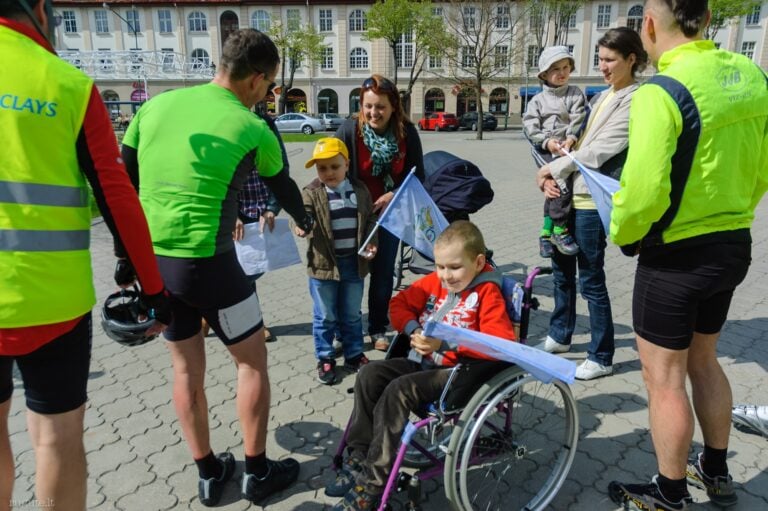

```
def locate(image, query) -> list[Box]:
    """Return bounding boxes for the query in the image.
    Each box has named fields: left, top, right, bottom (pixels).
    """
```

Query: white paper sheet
left=423, top=321, right=576, bottom=384
left=234, top=218, right=301, bottom=275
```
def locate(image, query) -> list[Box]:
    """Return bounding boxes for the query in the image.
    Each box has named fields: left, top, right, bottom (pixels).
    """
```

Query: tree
left=269, top=22, right=326, bottom=114
left=439, top=0, right=524, bottom=140
left=706, top=0, right=761, bottom=40
left=526, top=0, right=588, bottom=54
left=364, top=0, right=452, bottom=112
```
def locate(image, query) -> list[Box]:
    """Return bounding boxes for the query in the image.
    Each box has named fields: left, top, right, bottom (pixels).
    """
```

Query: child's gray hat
left=538, top=46, right=575, bottom=80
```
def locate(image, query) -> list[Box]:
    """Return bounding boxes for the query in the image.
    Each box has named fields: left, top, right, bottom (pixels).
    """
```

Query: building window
left=461, top=46, right=474, bottom=68
left=746, top=5, right=761, bottom=25
left=125, top=10, right=140, bottom=33
left=319, top=9, right=333, bottom=32
left=568, top=12, right=577, bottom=28
left=395, top=31, right=413, bottom=68
left=94, top=10, right=109, bottom=33
left=190, top=48, right=210, bottom=69
left=349, top=9, right=367, bottom=31
left=157, top=10, right=172, bottom=33
left=741, top=41, right=756, bottom=60
left=597, top=4, right=612, bottom=29
left=494, top=45, right=508, bottom=69
left=349, top=47, right=368, bottom=69
left=567, top=44, right=575, bottom=59
left=593, top=45, right=600, bottom=67
left=161, top=48, right=174, bottom=71
left=188, top=12, right=207, bottom=32
left=496, top=5, right=510, bottom=29
left=251, top=10, right=270, bottom=32
left=432, top=7, right=443, bottom=17
left=463, top=6, right=476, bottom=30
left=97, top=49, right=113, bottom=71
left=428, top=51, right=442, bottom=69
left=627, top=5, right=643, bottom=32
left=62, top=10, right=77, bottom=33
left=287, top=9, right=301, bottom=31
left=321, top=47, right=334, bottom=69
left=527, top=45, right=539, bottom=69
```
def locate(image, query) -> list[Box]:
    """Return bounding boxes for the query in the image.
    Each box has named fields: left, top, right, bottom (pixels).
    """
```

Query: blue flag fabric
left=563, top=152, right=620, bottom=235
left=377, top=169, right=449, bottom=259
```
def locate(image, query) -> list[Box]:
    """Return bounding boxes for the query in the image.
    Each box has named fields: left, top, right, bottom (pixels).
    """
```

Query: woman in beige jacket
left=535, top=27, right=649, bottom=381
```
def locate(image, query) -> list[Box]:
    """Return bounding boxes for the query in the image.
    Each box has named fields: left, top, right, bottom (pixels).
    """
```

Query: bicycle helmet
left=101, top=288, right=157, bottom=346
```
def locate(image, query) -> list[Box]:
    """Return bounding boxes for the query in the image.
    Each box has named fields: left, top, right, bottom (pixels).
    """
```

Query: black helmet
left=101, top=288, right=157, bottom=347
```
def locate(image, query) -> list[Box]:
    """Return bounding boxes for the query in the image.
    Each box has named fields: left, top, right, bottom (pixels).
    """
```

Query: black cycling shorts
left=157, top=249, right=263, bottom=345
left=633, top=242, right=751, bottom=350
left=0, top=313, right=92, bottom=414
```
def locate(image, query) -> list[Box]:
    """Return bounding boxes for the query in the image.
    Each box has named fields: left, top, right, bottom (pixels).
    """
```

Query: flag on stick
left=562, top=150, right=620, bottom=235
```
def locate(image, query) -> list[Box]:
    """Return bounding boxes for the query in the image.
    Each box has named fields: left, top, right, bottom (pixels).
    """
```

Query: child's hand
left=294, top=226, right=307, bottom=237
left=546, top=139, right=562, bottom=155
left=361, top=244, right=377, bottom=260
left=562, top=138, right=576, bottom=152
left=410, top=330, right=441, bottom=356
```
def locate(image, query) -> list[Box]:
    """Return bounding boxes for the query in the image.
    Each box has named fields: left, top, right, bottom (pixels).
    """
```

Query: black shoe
left=551, top=230, right=580, bottom=256
left=539, top=236, right=554, bottom=258
left=198, top=452, right=236, bottom=507
left=608, top=476, right=692, bottom=510
left=241, top=458, right=300, bottom=503
left=686, top=453, right=737, bottom=507
left=318, top=358, right=338, bottom=385
left=343, top=354, right=370, bottom=373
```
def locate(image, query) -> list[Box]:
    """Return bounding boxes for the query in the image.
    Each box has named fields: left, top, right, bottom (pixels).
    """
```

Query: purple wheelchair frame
left=331, top=267, right=552, bottom=511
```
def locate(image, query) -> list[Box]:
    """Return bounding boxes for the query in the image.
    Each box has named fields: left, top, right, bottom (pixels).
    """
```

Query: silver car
left=318, top=113, right=345, bottom=131
left=274, top=113, right=324, bottom=135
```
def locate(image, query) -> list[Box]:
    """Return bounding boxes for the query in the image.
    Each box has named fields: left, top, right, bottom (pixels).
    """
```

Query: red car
left=418, top=112, right=459, bottom=131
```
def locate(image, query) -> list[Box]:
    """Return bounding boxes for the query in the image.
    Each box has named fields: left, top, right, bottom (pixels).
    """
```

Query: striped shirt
left=326, top=179, right=358, bottom=256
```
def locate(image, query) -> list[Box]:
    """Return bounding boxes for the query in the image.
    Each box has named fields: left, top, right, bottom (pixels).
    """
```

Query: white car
left=318, top=113, right=345, bottom=131
left=274, top=113, right=324, bottom=135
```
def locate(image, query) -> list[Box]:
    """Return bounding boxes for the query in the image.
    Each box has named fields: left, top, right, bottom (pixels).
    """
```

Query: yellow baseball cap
left=304, top=137, right=350, bottom=168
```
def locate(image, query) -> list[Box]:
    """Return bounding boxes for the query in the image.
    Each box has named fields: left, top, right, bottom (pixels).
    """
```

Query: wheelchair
left=332, top=267, right=579, bottom=511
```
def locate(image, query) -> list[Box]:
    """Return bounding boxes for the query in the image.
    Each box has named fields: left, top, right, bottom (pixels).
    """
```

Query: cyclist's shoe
left=325, top=457, right=363, bottom=497
left=686, top=452, right=738, bottom=507
left=198, top=451, right=236, bottom=507
left=551, top=230, right=580, bottom=256
left=332, top=485, right=380, bottom=511
left=241, top=457, right=300, bottom=504
left=539, top=236, right=554, bottom=258
left=608, top=476, right=692, bottom=510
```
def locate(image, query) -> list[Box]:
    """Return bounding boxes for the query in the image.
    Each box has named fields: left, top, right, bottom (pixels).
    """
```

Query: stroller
left=393, top=151, right=494, bottom=288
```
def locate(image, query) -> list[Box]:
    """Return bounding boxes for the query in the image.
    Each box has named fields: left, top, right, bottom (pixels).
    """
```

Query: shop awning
left=519, top=86, right=543, bottom=97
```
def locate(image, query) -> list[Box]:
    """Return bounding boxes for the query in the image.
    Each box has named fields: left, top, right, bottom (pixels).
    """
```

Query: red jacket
left=390, top=265, right=517, bottom=366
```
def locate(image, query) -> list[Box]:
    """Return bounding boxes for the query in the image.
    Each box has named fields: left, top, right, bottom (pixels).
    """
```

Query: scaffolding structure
left=57, top=50, right=215, bottom=81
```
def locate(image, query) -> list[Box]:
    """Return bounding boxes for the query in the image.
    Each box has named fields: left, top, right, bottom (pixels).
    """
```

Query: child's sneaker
left=608, top=476, right=692, bottom=510
left=686, top=452, right=737, bottom=507
left=551, top=230, right=579, bottom=255
left=317, top=359, right=338, bottom=385
left=332, top=485, right=380, bottom=511
left=325, top=457, right=363, bottom=497
left=344, top=354, right=370, bottom=372
left=539, top=236, right=554, bottom=258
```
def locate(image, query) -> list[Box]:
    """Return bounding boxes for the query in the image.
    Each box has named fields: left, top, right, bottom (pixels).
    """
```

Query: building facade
left=53, top=0, right=768, bottom=121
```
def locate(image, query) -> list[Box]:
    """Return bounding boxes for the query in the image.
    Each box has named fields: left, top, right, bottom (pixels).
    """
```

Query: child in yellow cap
left=295, top=138, right=378, bottom=385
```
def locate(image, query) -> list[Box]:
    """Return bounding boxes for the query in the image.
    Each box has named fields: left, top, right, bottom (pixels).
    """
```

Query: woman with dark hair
left=335, top=75, right=425, bottom=351
left=535, top=27, right=648, bottom=380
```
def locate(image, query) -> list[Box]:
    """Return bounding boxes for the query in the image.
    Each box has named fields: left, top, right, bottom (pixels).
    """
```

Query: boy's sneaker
left=198, top=452, right=236, bottom=507
left=325, top=457, right=363, bottom=497
left=332, top=485, right=380, bottom=511
left=318, top=359, right=339, bottom=385
left=539, top=236, right=554, bottom=258
left=575, top=359, right=613, bottom=380
left=343, top=354, right=370, bottom=372
left=551, top=231, right=580, bottom=256
left=608, top=476, right=692, bottom=510
left=241, top=457, right=300, bottom=504
left=686, top=452, right=738, bottom=507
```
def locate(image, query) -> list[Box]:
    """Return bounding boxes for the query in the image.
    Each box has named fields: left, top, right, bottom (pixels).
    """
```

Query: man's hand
left=410, top=329, right=441, bottom=356
left=260, top=211, right=276, bottom=233
left=294, top=225, right=307, bottom=238
left=233, top=218, right=245, bottom=241
left=114, top=258, right=136, bottom=288
left=142, top=288, right=172, bottom=337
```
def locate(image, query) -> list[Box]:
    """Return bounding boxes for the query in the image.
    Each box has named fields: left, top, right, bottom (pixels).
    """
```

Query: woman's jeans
left=309, top=255, right=365, bottom=361
left=549, top=209, right=615, bottom=366
left=367, top=228, right=400, bottom=335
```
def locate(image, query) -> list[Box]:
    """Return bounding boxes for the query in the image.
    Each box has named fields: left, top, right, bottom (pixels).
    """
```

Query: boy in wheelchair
left=327, top=221, right=517, bottom=510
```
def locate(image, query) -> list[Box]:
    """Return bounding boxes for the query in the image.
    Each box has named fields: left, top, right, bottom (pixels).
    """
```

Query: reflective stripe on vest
left=0, top=229, right=90, bottom=251
left=0, top=180, right=89, bottom=207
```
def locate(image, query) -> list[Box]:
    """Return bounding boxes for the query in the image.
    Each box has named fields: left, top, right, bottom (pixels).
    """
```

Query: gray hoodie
left=523, top=83, right=586, bottom=150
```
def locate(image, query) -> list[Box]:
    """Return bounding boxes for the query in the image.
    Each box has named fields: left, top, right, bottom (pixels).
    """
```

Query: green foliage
left=269, top=22, right=327, bottom=113
left=706, top=0, right=761, bottom=40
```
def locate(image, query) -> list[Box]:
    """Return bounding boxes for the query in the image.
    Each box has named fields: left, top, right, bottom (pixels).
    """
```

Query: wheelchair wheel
left=401, top=413, right=455, bottom=469
left=444, top=366, right=578, bottom=511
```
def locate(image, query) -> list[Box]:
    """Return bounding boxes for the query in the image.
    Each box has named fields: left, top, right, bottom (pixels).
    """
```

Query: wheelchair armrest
left=438, top=360, right=512, bottom=413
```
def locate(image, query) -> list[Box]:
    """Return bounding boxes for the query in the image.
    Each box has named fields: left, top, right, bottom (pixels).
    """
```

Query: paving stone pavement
left=9, top=130, right=768, bottom=510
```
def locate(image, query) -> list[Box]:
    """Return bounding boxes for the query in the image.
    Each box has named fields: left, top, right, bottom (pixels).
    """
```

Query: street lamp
left=103, top=2, right=138, bottom=51
left=103, top=3, right=147, bottom=105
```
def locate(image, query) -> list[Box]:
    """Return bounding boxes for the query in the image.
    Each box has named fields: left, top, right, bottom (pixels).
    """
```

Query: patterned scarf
left=362, top=123, right=399, bottom=192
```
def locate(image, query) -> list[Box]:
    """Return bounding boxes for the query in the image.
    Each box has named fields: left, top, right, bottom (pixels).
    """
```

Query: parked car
left=274, top=113, right=324, bottom=134
left=317, top=113, right=345, bottom=131
left=458, top=111, right=498, bottom=131
left=418, top=112, right=460, bottom=131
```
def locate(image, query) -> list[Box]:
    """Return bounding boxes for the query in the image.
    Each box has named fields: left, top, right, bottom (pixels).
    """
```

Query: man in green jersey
left=121, top=30, right=314, bottom=507
left=608, top=2, right=768, bottom=510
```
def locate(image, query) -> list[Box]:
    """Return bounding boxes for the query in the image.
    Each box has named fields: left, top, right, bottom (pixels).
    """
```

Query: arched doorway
left=489, top=88, right=508, bottom=114
left=349, top=88, right=361, bottom=115
left=456, top=88, right=477, bottom=117
left=286, top=88, right=307, bottom=113
left=220, top=11, right=239, bottom=47
left=424, top=88, right=445, bottom=114
left=101, top=90, right=119, bottom=102
left=317, top=89, right=338, bottom=113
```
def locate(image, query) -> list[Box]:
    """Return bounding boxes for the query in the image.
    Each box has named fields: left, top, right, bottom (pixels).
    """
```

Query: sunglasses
left=253, top=68, right=276, bottom=93
left=362, top=77, right=395, bottom=92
